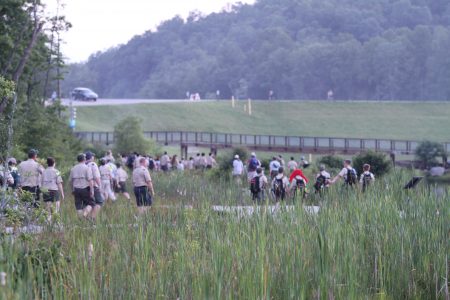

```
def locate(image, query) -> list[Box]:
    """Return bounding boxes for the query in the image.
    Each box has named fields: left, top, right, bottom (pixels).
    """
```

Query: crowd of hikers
left=232, top=152, right=375, bottom=203
left=0, top=148, right=376, bottom=222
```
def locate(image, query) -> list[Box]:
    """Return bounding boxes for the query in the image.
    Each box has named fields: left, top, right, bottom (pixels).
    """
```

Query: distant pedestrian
left=287, top=157, right=298, bottom=172
left=300, top=156, right=310, bottom=169
left=41, top=157, right=64, bottom=220
left=314, top=164, right=331, bottom=194
left=69, top=154, right=95, bottom=219
left=160, top=151, right=170, bottom=172
left=331, top=160, right=358, bottom=187
left=232, top=154, right=244, bottom=184
left=85, top=151, right=104, bottom=219
left=132, top=157, right=155, bottom=215
left=18, top=149, right=44, bottom=207
left=360, top=164, right=375, bottom=192
left=247, top=152, right=260, bottom=181
left=271, top=167, right=289, bottom=202
left=115, top=163, right=130, bottom=200
left=99, top=159, right=116, bottom=202
left=250, top=167, right=268, bottom=203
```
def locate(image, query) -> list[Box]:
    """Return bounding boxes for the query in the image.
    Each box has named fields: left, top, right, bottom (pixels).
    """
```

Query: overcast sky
left=42, top=0, right=255, bottom=63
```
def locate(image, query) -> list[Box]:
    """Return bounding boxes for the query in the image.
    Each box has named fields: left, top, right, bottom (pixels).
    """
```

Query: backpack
left=9, top=169, right=20, bottom=188
left=295, top=176, right=305, bottom=189
left=273, top=177, right=285, bottom=198
left=250, top=176, right=261, bottom=195
left=314, top=174, right=327, bottom=192
left=362, top=173, right=372, bottom=191
left=346, top=168, right=358, bottom=186
left=248, top=158, right=258, bottom=172
left=126, top=155, right=135, bottom=169
left=148, top=159, right=155, bottom=170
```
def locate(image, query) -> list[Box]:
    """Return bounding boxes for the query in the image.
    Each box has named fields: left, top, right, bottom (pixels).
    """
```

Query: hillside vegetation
left=63, top=0, right=450, bottom=101
left=75, top=101, right=450, bottom=141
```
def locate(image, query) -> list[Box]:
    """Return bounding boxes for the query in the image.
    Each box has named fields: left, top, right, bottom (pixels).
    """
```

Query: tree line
left=63, top=0, right=450, bottom=101
left=0, top=0, right=81, bottom=163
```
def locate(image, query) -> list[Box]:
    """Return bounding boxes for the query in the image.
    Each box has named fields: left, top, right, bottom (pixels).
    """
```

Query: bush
left=114, top=116, right=160, bottom=155
left=317, top=155, right=343, bottom=170
left=353, top=151, right=392, bottom=177
left=414, top=140, right=447, bottom=169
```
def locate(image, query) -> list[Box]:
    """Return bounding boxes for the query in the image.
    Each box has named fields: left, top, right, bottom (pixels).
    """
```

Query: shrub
left=353, top=151, right=392, bottom=177
left=317, top=155, right=343, bottom=170
left=114, top=116, right=160, bottom=155
left=414, top=140, right=447, bottom=169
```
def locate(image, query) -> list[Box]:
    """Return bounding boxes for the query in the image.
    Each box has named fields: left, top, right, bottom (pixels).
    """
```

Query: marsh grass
left=0, top=169, right=448, bottom=299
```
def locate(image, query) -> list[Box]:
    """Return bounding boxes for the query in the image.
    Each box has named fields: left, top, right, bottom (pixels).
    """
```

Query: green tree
left=114, top=117, right=159, bottom=155
left=414, top=140, right=447, bottom=169
left=353, top=151, right=392, bottom=177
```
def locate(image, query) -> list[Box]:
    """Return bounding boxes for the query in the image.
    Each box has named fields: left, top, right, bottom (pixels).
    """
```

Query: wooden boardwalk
left=74, top=131, right=450, bottom=155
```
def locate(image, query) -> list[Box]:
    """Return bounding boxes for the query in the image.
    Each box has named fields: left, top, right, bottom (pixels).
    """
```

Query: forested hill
left=63, top=0, right=450, bottom=101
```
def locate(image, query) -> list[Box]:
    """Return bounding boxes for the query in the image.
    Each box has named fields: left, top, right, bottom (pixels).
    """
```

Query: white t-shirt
left=287, top=160, right=298, bottom=171
left=338, top=167, right=356, bottom=180
left=359, top=171, right=375, bottom=184
left=269, top=160, right=281, bottom=172
left=232, top=159, right=244, bottom=175
left=316, top=170, right=331, bottom=180
left=177, top=163, right=185, bottom=171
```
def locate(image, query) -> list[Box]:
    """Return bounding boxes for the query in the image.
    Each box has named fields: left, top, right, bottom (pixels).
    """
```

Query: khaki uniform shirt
left=41, top=167, right=63, bottom=191
left=117, top=168, right=128, bottom=182
left=69, top=163, right=93, bottom=189
left=87, top=161, right=101, bottom=188
left=99, top=165, right=111, bottom=181
left=132, top=166, right=151, bottom=187
left=18, top=159, right=43, bottom=187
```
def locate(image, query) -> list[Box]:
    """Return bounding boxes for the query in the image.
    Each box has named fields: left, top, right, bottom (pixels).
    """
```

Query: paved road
left=58, top=98, right=207, bottom=107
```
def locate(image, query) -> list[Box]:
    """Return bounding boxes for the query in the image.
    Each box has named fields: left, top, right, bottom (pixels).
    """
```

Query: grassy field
left=75, top=101, right=450, bottom=141
left=0, top=168, right=448, bottom=299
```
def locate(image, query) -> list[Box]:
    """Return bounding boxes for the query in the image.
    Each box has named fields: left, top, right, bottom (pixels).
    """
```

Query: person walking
left=160, top=152, right=170, bottom=172
left=232, top=154, right=244, bottom=185
left=41, top=157, right=64, bottom=220
left=69, top=154, right=96, bottom=219
left=250, top=167, right=268, bottom=203
left=331, top=160, right=358, bottom=187
left=99, top=159, right=116, bottom=202
left=287, top=157, right=298, bottom=173
left=271, top=167, right=289, bottom=202
left=269, top=156, right=281, bottom=179
left=115, top=163, right=131, bottom=200
left=314, top=164, right=331, bottom=194
left=17, top=149, right=44, bottom=207
left=360, top=164, right=375, bottom=192
left=86, top=151, right=104, bottom=218
left=132, top=157, right=155, bottom=215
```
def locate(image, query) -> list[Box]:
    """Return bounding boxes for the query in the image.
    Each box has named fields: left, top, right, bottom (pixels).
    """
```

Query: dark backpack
left=9, top=169, right=20, bottom=188
left=314, top=174, right=327, bottom=192
left=250, top=176, right=261, bottom=195
left=362, top=173, right=372, bottom=191
left=126, top=155, right=135, bottom=169
left=248, top=158, right=258, bottom=172
left=346, top=168, right=358, bottom=186
left=148, top=159, right=155, bottom=170
left=295, top=176, right=305, bottom=189
left=273, top=177, right=285, bottom=197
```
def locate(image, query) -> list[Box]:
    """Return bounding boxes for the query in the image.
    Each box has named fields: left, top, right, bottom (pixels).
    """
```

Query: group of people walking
left=1, top=148, right=376, bottom=222
left=233, top=153, right=375, bottom=203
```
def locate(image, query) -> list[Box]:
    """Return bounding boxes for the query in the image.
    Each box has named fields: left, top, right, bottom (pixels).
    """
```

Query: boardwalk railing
left=74, top=131, right=450, bottom=155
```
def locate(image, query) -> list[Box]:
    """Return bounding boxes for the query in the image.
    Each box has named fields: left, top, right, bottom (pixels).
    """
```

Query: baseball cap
left=234, top=154, right=239, bottom=159
left=85, top=151, right=94, bottom=160
left=251, top=152, right=256, bottom=157
left=7, top=157, right=17, bottom=164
